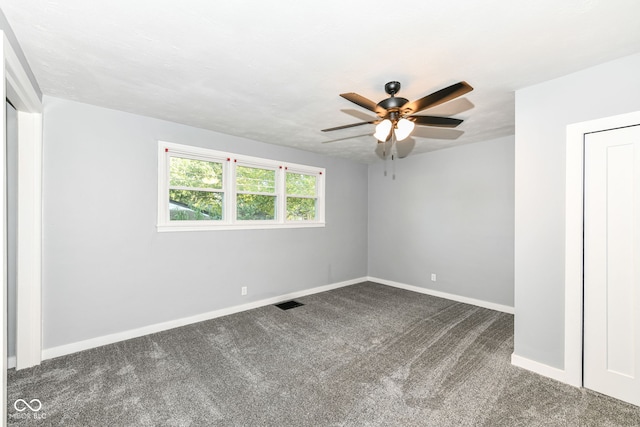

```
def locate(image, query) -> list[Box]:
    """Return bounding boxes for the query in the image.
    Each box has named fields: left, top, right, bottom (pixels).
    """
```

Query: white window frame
left=284, top=168, right=322, bottom=223
left=158, top=141, right=325, bottom=232
left=234, top=161, right=279, bottom=224
left=167, top=152, right=226, bottom=222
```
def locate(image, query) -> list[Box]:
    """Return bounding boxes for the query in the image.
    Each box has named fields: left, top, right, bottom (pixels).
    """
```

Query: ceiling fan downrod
left=377, top=82, right=409, bottom=111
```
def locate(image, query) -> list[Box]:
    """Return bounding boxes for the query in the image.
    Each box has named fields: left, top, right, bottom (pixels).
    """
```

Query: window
left=158, top=141, right=325, bottom=231
left=286, top=171, right=318, bottom=221
left=236, top=165, right=277, bottom=221
left=169, top=156, right=224, bottom=221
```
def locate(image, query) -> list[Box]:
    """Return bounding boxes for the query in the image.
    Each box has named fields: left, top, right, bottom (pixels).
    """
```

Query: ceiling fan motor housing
left=377, top=97, right=408, bottom=117
left=378, top=81, right=409, bottom=120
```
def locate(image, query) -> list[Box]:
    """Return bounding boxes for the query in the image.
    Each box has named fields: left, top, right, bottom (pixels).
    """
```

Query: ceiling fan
left=321, top=81, right=473, bottom=144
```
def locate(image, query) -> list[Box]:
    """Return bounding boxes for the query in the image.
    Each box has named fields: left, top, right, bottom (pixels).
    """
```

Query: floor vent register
left=275, top=300, right=305, bottom=310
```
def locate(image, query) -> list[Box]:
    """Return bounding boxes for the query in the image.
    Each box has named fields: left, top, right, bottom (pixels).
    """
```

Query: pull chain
left=381, top=128, right=398, bottom=179
left=392, top=132, right=397, bottom=180
left=383, top=140, right=388, bottom=176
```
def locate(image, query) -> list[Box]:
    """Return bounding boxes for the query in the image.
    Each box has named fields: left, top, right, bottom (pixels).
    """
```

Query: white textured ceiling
left=2, top=0, right=640, bottom=163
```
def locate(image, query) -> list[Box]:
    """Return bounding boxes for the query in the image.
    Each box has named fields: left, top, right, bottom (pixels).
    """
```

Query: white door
left=584, top=124, right=640, bottom=406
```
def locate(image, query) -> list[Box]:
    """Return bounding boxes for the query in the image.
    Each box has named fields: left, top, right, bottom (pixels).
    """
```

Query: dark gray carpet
left=7, top=282, right=640, bottom=426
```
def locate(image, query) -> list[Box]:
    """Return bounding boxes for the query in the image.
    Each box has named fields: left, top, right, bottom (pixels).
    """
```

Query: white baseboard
left=511, top=353, right=572, bottom=385
left=367, top=276, right=515, bottom=314
left=7, top=356, right=16, bottom=369
left=42, top=277, right=367, bottom=362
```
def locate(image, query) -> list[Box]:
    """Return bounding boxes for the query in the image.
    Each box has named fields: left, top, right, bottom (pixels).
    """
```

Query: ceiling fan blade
left=340, top=93, right=387, bottom=116
left=321, top=120, right=376, bottom=132
left=409, top=115, right=463, bottom=128
left=401, top=81, right=473, bottom=115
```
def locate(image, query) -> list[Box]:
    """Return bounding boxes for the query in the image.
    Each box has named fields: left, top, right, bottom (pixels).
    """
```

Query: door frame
left=1, top=29, right=43, bottom=422
left=564, top=110, right=640, bottom=388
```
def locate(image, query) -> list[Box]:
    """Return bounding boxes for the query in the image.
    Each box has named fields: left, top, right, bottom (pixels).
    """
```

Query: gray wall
left=368, top=136, right=515, bottom=307
left=514, top=52, right=640, bottom=369
left=42, top=96, right=368, bottom=350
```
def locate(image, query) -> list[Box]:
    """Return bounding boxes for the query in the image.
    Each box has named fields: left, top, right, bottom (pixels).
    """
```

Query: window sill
left=157, top=222, right=326, bottom=232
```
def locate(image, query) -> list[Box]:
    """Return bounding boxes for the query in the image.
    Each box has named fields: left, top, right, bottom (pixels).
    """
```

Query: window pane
left=287, top=197, right=316, bottom=221
left=286, top=172, right=316, bottom=197
left=170, top=157, right=223, bottom=189
left=169, top=189, right=223, bottom=221
left=236, top=166, right=275, bottom=193
left=237, top=194, right=276, bottom=220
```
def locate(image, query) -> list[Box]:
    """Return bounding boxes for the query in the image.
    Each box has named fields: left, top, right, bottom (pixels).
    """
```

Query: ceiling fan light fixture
left=395, top=118, right=415, bottom=141
left=322, top=81, right=474, bottom=158
left=374, top=119, right=392, bottom=141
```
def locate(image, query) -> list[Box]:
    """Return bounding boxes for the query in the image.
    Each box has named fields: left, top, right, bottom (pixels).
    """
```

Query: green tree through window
left=286, top=172, right=317, bottom=221
left=159, top=141, right=325, bottom=230
left=169, top=157, right=224, bottom=220
left=236, top=166, right=276, bottom=220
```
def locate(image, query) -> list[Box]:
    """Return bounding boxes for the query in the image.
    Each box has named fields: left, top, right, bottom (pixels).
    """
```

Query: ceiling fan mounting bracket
left=384, top=81, right=401, bottom=96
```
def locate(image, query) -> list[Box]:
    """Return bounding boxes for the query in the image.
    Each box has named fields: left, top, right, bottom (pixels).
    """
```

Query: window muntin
left=158, top=141, right=325, bottom=231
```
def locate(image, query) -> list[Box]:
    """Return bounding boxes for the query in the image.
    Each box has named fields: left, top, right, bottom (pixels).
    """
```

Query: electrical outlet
left=431, top=273, right=437, bottom=282
left=241, top=286, right=247, bottom=296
